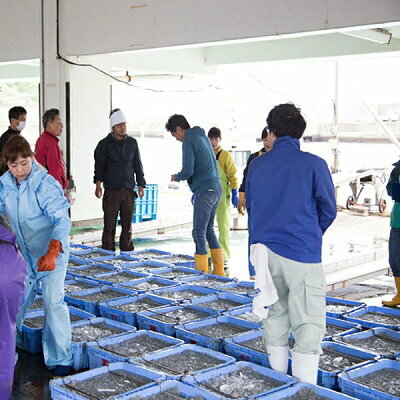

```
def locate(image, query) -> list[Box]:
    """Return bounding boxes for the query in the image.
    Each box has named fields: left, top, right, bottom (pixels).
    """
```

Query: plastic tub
left=122, top=259, right=173, bottom=274
left=325, top=316, right=362, bottom=340
left=120, top=276, right=180, bottom=293
left=87, top=330, right=184, bottom=368
left=65, top=286, right=135, bottom=316
left=49, top=362, right=164, bottom=400
left=339, top=359, right=400, bottom=400
left=318, top=341, right=379, bottom=390
left=151, top=284, right=219, bottom=303
left=325, top=297, right=366, bottom=318
left=259, top=382, right=357, bottom=399
left=224, top=329, right=268, bottom=367
left=155, top=254, right=195, bottom=268
left=218, top=281, right=257, bottom=297
left=122, top=248, right=171, bottom=259
left=183, top=291, right=252, bottom=314
left=152, top=266, right=203, bottom=280
left=137, top=304, right=219, bottom=336
left=130, top=343, right=235, bottom=379
left=343, top=306, right=400, bottom=331
left=70, top=317, right=135, bottom=370
left=175, top=315, right=260, bottom=352
left=98, top=293, right=176, bottom=326
left=183, top=361, right=296, bottom=399
left=88, top=269, right=150, bottom=287
left=333, top=327, right=400, bottom=359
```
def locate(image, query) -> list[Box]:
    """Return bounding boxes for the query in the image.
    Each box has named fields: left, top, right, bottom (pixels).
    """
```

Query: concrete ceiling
left=1, top=23, right=400, bottom=81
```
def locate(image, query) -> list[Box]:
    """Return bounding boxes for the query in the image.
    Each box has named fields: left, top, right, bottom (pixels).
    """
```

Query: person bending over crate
left=0, top=135, right=72, bottom=377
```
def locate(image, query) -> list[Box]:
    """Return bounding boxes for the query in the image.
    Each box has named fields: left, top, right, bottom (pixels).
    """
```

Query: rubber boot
left=267, top=346, right=289, bottom=374
left=195, top=253, right=209, bottom=273
left=291, top=351, right=320, bottom=384
left=382, top=277, right=400, bottom=307
left=210, top=248, right=225, bottom=276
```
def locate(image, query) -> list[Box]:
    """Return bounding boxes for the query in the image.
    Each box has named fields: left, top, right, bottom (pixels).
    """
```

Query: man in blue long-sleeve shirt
left=166, top=114, right=224, bottom=275
left=246, top=103, right=336, bottom=385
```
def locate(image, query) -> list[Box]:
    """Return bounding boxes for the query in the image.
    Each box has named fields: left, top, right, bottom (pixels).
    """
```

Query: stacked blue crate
left=133, top=183, right=158, bottom=223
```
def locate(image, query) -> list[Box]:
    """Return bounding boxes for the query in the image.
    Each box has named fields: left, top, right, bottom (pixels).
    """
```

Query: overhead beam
left=205, top=33, right=400, bottom=65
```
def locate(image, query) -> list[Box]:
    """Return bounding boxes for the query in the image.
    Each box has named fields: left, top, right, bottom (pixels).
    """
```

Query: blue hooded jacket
left=246, top=136, right=336, bottom=263
left=0, top=161, right=70, bottom=276
left=175, top=126, right=221, bottom=194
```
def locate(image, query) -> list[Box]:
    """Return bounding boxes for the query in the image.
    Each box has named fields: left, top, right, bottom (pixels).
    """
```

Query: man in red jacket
left=35, top=108, right=68, bottom=191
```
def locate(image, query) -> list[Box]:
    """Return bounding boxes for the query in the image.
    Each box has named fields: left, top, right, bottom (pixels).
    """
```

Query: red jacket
left=35, top=131, right=68, bottom=190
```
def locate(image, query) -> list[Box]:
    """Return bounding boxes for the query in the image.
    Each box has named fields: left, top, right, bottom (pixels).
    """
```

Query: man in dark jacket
left=94, top=108, right=146, bottom=251
left=0, top=106, right=27, bottom=175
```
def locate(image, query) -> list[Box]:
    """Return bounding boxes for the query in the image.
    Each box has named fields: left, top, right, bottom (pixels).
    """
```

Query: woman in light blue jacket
left=0, top=135, right=72, bottom=376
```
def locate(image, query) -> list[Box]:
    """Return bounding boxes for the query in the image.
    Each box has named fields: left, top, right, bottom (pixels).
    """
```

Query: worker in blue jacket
left=246, top=103, right=336, bottom=384
left=0, top=135, right=72, bottom=377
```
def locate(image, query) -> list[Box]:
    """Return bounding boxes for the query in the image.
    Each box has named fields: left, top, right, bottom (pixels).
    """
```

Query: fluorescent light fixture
left=343, top=28, right=392, bottom=44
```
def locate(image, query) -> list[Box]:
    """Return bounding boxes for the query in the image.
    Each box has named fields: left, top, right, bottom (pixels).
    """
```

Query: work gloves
left=231, top=189, right=239, bottom=208
left=238, top=192, right=246, bottom=215
left=37, top=239, right=62, bottom=272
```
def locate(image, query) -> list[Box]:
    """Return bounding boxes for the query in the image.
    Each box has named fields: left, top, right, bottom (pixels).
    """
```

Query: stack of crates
left=133, top=183, right=158, bottom=223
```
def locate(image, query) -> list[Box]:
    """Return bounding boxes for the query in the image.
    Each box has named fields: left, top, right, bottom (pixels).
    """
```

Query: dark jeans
left=102, top=189, right=135, bottom=251
left=389, top=227, right=400, bottom=277
left=192, top=187, right=222, bottom=254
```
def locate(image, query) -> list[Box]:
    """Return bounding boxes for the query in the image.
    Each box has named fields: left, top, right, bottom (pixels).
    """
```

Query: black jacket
left=94, top=133, right=146, bottom=190
left=239, top=147, right=266, bottom=192
left=0, top=128, right=20, bottom=176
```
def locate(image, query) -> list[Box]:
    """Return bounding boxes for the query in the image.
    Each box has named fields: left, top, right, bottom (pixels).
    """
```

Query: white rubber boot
left=266, top=346, right=289, bottom=374
left=291, top=351, right=320, bottom=384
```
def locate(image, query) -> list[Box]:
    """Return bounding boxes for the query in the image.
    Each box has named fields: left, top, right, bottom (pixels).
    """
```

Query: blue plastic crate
left=66, top=262, right=120, bottom=279
left=67, top=255, right=90, bottom=268
left=71, top=248, right=115, bottom=261
left=224, top=328, right=268, bottom=366
left=339, top=359, right=400, bottom=400
left=70, top=317, right=135, bottom=370
left=343, top=306, right=400, bottom=331
left=132, top=213, right=157, bottom=223
left=183, top=361, right=297, bottom=399
left=69, top=243, right=94, bottom=251
left=122, top=259, right=173, bottom=274
left=64, top=277, right=100, bottom=293
left=19, top=309, right=44, bottom=354
left=175, top=315, right=260, bottom=352
left=183, top=291, right=252, bottom=314
left=130, top=344, right=236, bottom=379
left=318, top=341, right=379, bottom=390
left=222, top=305, right=263, bottom=326
left=333, top=327, right=400, bottom=358
left=98, top=254, right=142, bottom=265
left=121, top=248, right=171, bottom=259
left=325, top=316, right=362, bottom=340
left=151, top=283, right=218, bottom=303
left=218, top=280, right=257, bottom=297
left=90, top=269, right=151, bottom=286
left=49, top=362, right=164, bottom=400
left=120, top=276, right=181, bottom=293
left=155, top=254, right=195, bottom=268
left=326, top=297, right=366, bottom=318
left=98, top=293, right=177, bottom=326
left=86, top=269, right=150, bottom=287
left=152, top=266, right=203, bottom=280
left=180, top=273, right=235, bottom=288
left=126, top=380, right=221, bottom=400
left=137, top=304, right=219, bottom=336
left=87, top=330, right=184, bottom=368
left=64, top=286, right=135, bottom=316
left=260, top=383, right=357, bottom=399
left=68, top=306, right=96, bottom=322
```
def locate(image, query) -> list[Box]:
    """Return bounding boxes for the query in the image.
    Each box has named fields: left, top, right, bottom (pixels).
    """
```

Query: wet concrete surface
left=12, top=348, right=53, bottom=400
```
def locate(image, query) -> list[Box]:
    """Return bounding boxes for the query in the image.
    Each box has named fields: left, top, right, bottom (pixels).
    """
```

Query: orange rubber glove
left=37, top=239, right=62, bottom=272
left=238, top=192, right=246, bottom=216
